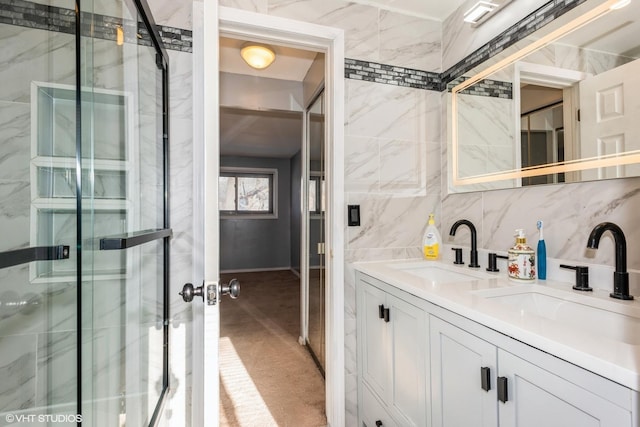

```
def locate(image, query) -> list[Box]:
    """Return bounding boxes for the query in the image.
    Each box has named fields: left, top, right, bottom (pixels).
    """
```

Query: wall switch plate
left=348, top=205, right=360, bottom=226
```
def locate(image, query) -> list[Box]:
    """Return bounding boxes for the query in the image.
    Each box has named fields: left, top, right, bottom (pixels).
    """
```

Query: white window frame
left=219, top=166, right=278, bottom=219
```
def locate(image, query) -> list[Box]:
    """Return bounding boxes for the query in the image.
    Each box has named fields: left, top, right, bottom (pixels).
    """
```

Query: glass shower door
left=0, top=0, right=168, bottom=424
left=0, top=1, right=80, bottom=423
left=307, top=92, right=326, bottom=373
left=79, top=0, right=169, bottom=425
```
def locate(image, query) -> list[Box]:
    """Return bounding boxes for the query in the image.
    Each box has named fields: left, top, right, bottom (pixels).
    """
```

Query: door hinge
left=317, top=242, right=325, bottom=255
left=207, top=283, right=217, bottom=305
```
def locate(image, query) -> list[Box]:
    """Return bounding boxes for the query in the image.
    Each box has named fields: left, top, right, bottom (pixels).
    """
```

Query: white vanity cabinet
left=430, top=317, right=633, bottom=427
left=497, top=349, right=633, bottom=427
left=430, top=316, right=498, bottom=427
left=356, top=271, right=638, bottom=427
left=357, top=274, right=428, bottom=427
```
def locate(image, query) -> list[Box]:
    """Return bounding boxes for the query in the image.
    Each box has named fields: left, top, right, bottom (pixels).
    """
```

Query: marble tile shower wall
left=442, top=0, right=640, bottom=278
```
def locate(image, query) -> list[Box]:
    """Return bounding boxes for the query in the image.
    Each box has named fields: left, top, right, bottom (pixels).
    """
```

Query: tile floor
left=219, top=270, right=327, bottom=427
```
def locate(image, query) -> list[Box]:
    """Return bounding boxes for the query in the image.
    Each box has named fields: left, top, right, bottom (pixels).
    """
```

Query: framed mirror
left=450, top=0, right=640, bottom=192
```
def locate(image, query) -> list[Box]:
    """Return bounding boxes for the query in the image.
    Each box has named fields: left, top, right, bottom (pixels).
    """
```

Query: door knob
left=220, top=278, right=240, bottom=299
left=179, top=283, right=204, bottom=302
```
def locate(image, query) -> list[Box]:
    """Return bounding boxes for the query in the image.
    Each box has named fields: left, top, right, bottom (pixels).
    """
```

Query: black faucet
left=449, top=219, right=480, bottom=268
left=586, top=222, right=633, bottom=300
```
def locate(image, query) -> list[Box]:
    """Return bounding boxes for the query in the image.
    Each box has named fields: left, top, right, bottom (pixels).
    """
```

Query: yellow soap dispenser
left=423, top=213, right=442, bottom=260
left=507, top=229, right=536, bottom=282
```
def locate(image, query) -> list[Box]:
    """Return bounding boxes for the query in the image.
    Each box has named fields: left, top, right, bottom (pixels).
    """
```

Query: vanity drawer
left=360, top=383, right=398, bottom=427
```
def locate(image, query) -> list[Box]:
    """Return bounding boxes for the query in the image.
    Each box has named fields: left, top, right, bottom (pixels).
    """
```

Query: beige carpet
left=219, top=270, right=327, bottom=427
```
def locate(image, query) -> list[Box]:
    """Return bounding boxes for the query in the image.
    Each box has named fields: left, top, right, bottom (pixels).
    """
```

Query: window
left=309, top=173, right=325, bottom=214
left=219, top=167, right=277, bottom=218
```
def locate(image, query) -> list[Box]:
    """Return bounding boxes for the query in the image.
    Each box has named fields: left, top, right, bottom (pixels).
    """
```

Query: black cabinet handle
left=497, top=376, right=508, bottom=403
left=378, top=305, right=390, bottom=322
left=481, top=366, right=491, bottom=391
left=375, top=421, right=383, bottom=427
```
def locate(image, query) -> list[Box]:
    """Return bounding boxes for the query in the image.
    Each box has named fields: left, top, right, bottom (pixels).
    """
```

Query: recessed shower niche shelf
left=29, top=82, right=138, bottom=284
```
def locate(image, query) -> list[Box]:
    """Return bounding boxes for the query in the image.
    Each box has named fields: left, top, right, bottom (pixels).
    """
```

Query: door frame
left=214, top=5, right=345, bottom=426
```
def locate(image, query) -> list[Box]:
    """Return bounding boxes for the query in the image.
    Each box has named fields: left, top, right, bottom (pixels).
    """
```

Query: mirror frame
left=450, top=0, right=640, bottom=187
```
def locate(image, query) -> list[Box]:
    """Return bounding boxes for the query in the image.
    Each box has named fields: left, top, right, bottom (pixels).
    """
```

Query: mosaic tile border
left=447, top=77, right=513, bottom=99
left=344, top=58, right=441, bottom=91
left=0, top=0, right=193, bottom=52
left=2, top=0, right=585, bottom=88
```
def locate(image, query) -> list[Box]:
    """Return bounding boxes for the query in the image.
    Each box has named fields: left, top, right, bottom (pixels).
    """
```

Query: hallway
left=219, top=270, right=327, bottom=427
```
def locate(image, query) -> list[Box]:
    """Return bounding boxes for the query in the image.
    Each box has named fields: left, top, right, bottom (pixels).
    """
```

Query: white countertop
left=355, top=258, right=640, bottom=392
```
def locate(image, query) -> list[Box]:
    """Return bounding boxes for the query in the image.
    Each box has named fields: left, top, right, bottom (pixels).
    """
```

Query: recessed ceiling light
left=464, top=1, right=499, bottom=24
left=610, top=0, right=631, bottom=9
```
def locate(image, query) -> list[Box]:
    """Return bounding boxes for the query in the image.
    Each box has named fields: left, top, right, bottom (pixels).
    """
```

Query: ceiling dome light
left=240, top=44, right=276, bottom=70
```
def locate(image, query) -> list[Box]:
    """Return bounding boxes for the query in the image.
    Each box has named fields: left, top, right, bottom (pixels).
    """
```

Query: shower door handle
left=0, top=245, right=70, bottom=270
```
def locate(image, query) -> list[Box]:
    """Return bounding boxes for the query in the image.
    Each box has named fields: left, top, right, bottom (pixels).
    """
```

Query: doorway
left=190, top=6, right=345, bottom=424
left=218, top=32, right=328, bottom=424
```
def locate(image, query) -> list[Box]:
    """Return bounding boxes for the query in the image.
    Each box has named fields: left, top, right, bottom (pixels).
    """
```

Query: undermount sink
left=389, top=261, right=490, bottom=285
left=474, top=286, right=640, bottom=345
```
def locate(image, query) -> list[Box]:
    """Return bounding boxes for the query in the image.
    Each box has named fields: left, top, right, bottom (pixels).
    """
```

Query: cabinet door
left=387, top=295, right=428, bottom=427
left=430, top=316, right=498, bottom=427
left=360, top=282, right=390, bottom=400
left=498, top=350, right=632, bottom=427
left=361, top=382, right=399, bottom=427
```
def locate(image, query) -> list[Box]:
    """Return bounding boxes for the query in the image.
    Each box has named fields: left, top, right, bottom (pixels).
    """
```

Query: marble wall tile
left=168, top=51, right=194, bottom=120
left=423, top=91, right=442, bottom=143
left=0, top=102, right=30, bottom=182
left=347, top=80, right=426, bottom=141
left=0, top=181, right=30, bottom=252
left=268, top=0, right=379, bottom=62
left=0, top=335, right=37, bottom=411
left=457, top=95, right=515, bottom=177
left=169, top=117, right=194, bottom=256
left=84, top=279, right=123, bottom=329
left=441, top=191, right=483, bottom=248
left=443, top=177, right=640, bottom=272
left=379, top=11, right=441, bottom=72
left=36, top=331, right=76, bottom=407
left=220, top=0, right=268, bottom=14
left=344, top=135, right=379, bottom=193
left=425, top=141, right=442, bottom=196
left=0, top=26, right=75, bottom=103
left=379, top=139, right=426, bottom=195
left=346, top=194, right=440, bottom=250
left=148, top=0, right=193, bottom=30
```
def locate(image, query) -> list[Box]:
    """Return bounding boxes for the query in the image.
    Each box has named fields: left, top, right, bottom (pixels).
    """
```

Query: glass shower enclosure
left=0, top=0, right=170, bottom=425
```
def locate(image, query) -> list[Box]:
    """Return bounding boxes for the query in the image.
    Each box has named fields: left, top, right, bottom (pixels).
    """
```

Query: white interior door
left=191, top=1, right=221, bottom=425
left=189, top=5, right=345, bottom=426
left=579, top=59, right=640, bottom=180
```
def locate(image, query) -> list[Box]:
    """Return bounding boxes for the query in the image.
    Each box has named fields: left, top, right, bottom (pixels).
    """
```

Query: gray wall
left=220, top=155, right=292, bottom=271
